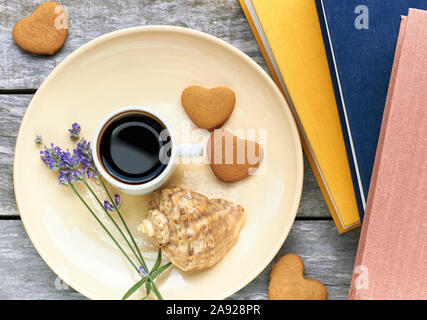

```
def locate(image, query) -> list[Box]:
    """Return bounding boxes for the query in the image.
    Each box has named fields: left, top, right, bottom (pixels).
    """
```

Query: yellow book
left=239, top=0, right=360, bottom=233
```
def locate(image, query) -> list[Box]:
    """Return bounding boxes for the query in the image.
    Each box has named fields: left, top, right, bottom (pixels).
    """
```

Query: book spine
left=239, top=0, right=360, bottom=233
left=348, top=16, right=407, bottom=299
left=314, top=0, right=365, bottom=221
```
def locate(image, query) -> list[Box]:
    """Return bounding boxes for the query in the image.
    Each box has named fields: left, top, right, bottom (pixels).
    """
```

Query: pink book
left=349, top=9, right=427, bottom=300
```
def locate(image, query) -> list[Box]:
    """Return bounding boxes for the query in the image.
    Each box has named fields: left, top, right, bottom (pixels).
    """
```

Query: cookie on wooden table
left=12, top=2, right=68, bottom=55
left=268, top=254, right=327, bottom=300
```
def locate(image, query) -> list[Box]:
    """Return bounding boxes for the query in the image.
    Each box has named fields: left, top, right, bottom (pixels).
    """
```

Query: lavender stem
left=98, top=176, right=148, bottom=272
left=82, top=180, right=144, bottom=268
left=69, top=182, right=140, bottom=274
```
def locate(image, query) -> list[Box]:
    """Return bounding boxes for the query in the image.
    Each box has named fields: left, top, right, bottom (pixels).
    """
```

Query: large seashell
left=138, top=187, right=245, bottom=271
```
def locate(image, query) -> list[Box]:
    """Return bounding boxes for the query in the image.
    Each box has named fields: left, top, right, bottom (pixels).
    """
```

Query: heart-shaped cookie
left=181, top=86, right=235, bottom=130
left=12, top=2, right=68, bottom=55
left=207, top=129, right=263, bottom=183
left=268, top=254, right=327, bottom=300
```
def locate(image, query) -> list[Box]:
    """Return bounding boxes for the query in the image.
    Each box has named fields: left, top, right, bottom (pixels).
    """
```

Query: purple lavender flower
left=57, top=168, right=83, bottom=186
left=70, top=169, right=84, bottom=181
left=40, top=143, right=63, bottom=171
left=75, top=138, right=98, bottom=178
left=75, top=139, right=91, bottom=159
left=69, top=123, right=81, bottom=140
left=104, top=201, right=114, bottom=211
left=114, top=194, right=120, bottom=208
left=35, top=135, right=43, bottom=145
left=61, top=151, right=85, bottom=180
left=139, top=266, right=147, bottom=277
left=58, top=173, right=70, bottom=186
left=61, top=150, right=81, bottom=171
left=40, top=142, right=85, bottom=186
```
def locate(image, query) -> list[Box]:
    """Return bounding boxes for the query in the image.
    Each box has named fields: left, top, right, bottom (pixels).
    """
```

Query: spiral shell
left=138, top=186, right=245, bottom=271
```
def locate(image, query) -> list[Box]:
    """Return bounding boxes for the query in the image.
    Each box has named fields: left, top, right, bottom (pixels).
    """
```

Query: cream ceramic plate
left=14, top=26, right=303, bottom=299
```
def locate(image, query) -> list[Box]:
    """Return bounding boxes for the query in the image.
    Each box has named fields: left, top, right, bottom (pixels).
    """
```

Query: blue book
left=315, top=0, right=427, bottom=220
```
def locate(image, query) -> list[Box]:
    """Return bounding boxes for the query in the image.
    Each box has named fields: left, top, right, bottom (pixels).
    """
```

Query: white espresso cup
left=92, top=106, right=202, bottom=195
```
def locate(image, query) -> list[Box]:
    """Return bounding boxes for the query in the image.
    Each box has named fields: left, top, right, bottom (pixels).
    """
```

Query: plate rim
left=13, top=25, right=304, bottom=300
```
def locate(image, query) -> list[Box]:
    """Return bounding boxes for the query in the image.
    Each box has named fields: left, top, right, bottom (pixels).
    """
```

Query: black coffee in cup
left=99, top=113, right=170, bottom=184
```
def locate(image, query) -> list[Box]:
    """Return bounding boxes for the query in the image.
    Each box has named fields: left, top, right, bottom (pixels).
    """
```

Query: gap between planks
left=0, top=89, right=37, bottom=94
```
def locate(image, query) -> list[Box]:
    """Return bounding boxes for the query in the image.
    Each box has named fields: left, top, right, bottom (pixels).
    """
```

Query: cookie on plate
left=181, top=85, right=235, bottom=130
left=207, top=129, right=263, bottom=183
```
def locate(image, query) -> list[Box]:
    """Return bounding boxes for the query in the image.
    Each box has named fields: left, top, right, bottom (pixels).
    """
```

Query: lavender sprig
left=103, top=200, right=114, bottom=211
left=69, top=123, right=81, bottom=140
left=75, top=138, right=98, bottom=178
left=39, top=142, right=84, bottom=186
left=40, top=143, right=63, bottom=171
left=35, top=135, right=43, bottom=145
left=103, top=195, right=120, bottom=211
left=114, top=194, right=121, bottom=208
left=36, top=123, right=171, bottom=300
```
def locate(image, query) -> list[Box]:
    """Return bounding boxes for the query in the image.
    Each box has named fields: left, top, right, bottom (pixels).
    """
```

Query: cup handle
left=177, top=144, right=203, bottom=158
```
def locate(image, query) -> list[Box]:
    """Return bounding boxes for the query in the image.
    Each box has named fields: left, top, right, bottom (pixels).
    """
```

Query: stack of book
left=349, top=8, right=427, bottom=300
left=239, top=0, right=427, bottom=299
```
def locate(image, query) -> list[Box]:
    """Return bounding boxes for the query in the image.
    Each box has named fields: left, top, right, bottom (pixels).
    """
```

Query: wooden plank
left=0, top=219, right=86, bottom=300
left=0, top=94, right=330, bottom=218
left=0, top=0, right=267, bottom=90
left=0, top=95, right=31, bottom=217
left=0, top=219, right=359, bottom=299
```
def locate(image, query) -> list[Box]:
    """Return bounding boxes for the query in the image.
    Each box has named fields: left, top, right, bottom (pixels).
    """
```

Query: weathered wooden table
left=0, top=0, right=360, bottom=300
